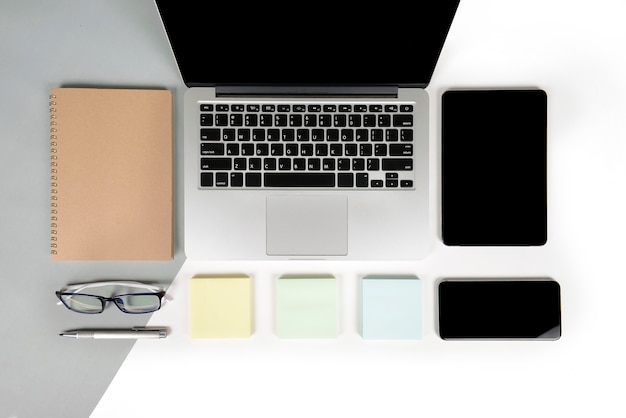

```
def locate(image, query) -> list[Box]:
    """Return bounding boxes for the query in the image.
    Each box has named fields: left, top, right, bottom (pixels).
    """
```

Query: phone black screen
left=438, top=280, right=561, bottom=340
left=441, top=89, right=547, bottom=245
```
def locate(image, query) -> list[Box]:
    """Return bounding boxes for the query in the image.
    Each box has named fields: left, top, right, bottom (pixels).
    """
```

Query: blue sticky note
left=361, top=275, right=422, bottom=340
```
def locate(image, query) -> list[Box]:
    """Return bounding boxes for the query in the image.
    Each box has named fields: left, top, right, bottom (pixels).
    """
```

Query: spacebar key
left=264, top=173, right=336, bottom=187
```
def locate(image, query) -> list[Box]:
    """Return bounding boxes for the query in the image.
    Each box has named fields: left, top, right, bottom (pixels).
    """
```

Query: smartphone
left=438, top=279, right=561, bottom=340
left=441, top=89, right=547, bottom=246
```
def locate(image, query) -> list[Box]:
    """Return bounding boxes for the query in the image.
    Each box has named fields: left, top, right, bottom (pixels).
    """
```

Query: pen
left=60, top=327, right=167, bottom=339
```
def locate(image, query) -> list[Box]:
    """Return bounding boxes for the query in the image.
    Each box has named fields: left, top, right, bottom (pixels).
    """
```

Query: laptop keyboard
left=198, top=102, right=417, bottom=189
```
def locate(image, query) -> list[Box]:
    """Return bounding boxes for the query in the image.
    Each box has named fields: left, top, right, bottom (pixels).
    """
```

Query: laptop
left=155, top=1, right=459, bottom=260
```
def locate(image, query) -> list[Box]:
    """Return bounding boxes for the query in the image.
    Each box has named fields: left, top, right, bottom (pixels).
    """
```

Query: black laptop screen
left=155, top=1, right=459, bottom=88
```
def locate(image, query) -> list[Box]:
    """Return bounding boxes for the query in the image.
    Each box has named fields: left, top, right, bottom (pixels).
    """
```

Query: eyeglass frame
left=55, top=281, right=170, bottom=314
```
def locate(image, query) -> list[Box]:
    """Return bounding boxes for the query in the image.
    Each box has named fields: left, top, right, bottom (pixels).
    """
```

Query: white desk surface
left=2, top=1, right=626, bottom=417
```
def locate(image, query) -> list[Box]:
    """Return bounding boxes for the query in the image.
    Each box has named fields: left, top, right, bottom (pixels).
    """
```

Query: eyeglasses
left=56, top=281, right=169, bottom=314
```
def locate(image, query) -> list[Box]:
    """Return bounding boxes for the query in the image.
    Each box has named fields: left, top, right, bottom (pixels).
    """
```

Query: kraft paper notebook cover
left=50, top=88, right=173, bottom=260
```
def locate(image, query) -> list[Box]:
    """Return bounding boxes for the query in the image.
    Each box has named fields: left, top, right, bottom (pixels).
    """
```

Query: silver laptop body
left=156, top=1, right=459, bottom=260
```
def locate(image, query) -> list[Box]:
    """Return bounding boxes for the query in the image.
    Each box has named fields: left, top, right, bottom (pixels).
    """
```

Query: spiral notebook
left=49, top=88, right=173, bottom=260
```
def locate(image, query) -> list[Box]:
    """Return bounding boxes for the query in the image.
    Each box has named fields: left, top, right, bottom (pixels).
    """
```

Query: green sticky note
left=277, top=275, right=338, bottom=338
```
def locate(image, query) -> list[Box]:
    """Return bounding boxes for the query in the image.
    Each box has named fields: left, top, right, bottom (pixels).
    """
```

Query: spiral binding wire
left=50, top=94, right=58, bottom=255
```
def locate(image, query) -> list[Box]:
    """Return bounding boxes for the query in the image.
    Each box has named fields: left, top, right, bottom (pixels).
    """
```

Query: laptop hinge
left=215, top=85, right=400, bottom=98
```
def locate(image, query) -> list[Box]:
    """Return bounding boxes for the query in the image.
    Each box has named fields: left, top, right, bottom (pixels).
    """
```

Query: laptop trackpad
left=266, top=195, right=348, bottom=256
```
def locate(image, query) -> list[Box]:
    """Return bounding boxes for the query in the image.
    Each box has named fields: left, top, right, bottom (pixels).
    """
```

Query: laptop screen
left=155, top=1, right=459, bottom=88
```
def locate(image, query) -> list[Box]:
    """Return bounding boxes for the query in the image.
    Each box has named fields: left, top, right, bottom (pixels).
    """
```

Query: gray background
left=0, top=1, right=185, bottom=417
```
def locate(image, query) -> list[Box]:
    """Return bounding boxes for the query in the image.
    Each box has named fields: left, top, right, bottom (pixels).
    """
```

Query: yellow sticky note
left=189, top=274, right=254, bottom=338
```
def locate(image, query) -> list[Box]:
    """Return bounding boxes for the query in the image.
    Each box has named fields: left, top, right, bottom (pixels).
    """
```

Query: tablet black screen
left=441, top=89, right=547, bottom=246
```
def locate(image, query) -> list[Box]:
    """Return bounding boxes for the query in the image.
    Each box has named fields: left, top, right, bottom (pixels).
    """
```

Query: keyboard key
left=234, top=158, right=246, bottom=170
left=296, top=129, right=310, bottom=141
left=200, top=172, right=213, bottom=187
left=252, top=129, right=265, bottom=141
left=267, top=129, right=280, bottom=141
left=200, top=128, right=220, bottom=141
left=363, top=114, right=376, bottom=127
left=389, top=144, right=413, bottom=156
left=290, top=114, right=302, bottom=126
left=215, top=114, right=228, bottom=126
left=201, top=143, right=224, bottom=155
left=215, top=172, right=228, bottom=186
left=307, top=158, right=321, bottom=170
left=264, top=173, right=335, bottom=187
left=356, top=173, right=368, bottom=187
left=246, top=173, right=262, bottom=187
left=222, top=129, right=236, bottom=141
left=382, top=158, right=413, bottom=171
left=241, top=143, right=254, bottom=155
left=400, top=129, right=413, bottom=141
left=333, top=114, right=347, bottom=127
left=322, top=158, right=335, bottom=170
left=230, top=114, right=243, bottom=126
left=230, top=173, right=244, bottom=187
left=338, top=158, right=350, bottom=170
left=341, top=129, right=354, bottom=142
left=352, top=158, right=365, bottom=171
left=237, top=129, right=251, bottom=141
left=367, top=158, right=380, bottom=170
left=275, top=114, right=288, bottom=126
left=315, top=143, right=328, bottom=156
left=345, top=144, right=357, bottom=156
left=319, top=115, right=332, bottom=127
left=248, top=158, right=262, bottom=170
left=385, top=129, right=399, bottom=141
left=278, top=158, right=291, bottom=170
left=393, top=114, right=413, bottom=127
left=293, top=158, right=306, bottom=170
left=201, top=158, right=231, bottom=170
left=271, top=143, right=284, bottom=156
left=264, top=158, right=276, bottom=170
left=226, top=143, right=239, bottom=155
left=245, top=114, right=258, bottom=126
left=300, top=144, right=314, bottom=156
left=200, top=114, right=213, bottom=126
left=338, top=173, right=354, bottom=187
left=260, top=114, right=273, bottom=126
left=304, top=114, right=317, bottom=127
